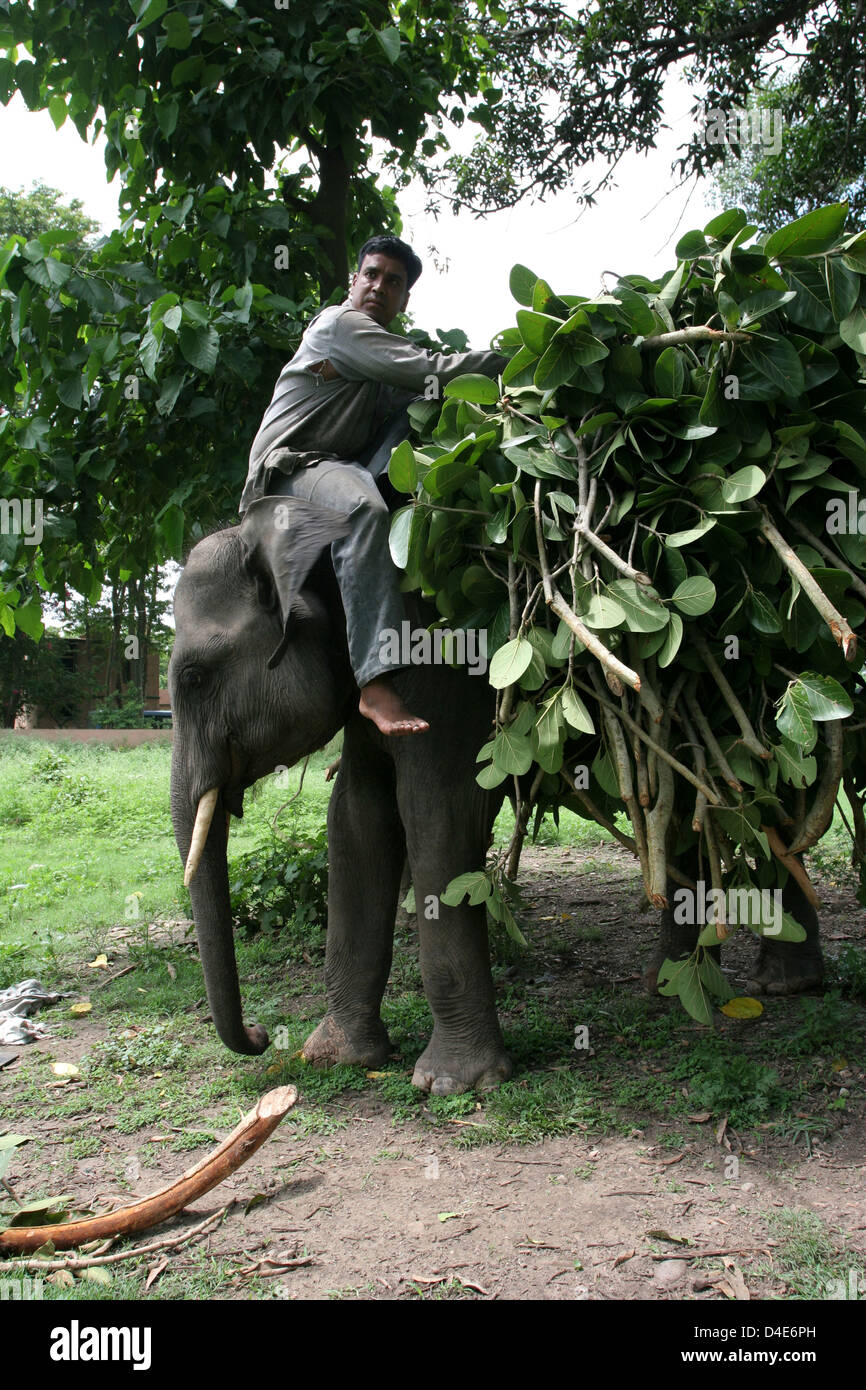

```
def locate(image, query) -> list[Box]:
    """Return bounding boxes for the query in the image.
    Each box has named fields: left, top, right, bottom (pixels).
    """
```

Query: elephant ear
left=239, top=496, right=350, bottom=669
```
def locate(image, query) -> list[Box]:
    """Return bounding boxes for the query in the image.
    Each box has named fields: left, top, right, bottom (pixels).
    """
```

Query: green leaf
left=721, top=465, right=766, bottom=504
left=48, top=94, right=67, bottom=129
left=671, top=577, right=716, bottom=616
left=839, top=302, right=866, bottom=355
left=178, top=323, right=219, bottom=373
left=666, top=517, right=716, bottom=547
left=440, top=871, right=491, bottom=907
left=657, top=612, right=683, bottom=667
left=775, top=683, right=817, bottom=752
left=797, top=672, right=854, bottom=721
left=374, top=26, right=401, bottom=62
left=516, top=310, right=560, bottom=355
left=388, top=439, right=417, bottom=493
left=764, top=204, right=849, bottom=261
left=674, top=230, right=709, bottom=261
left=741, top=334, right=805, bottom=397
left=657, top=955, right=714, bottom=1025
left=772, top=741, right=817, bottom=788
left=444, top=374, right=499, bottom=404
left=157, top=502, right=184, bottom=557
left=509, top=264, right=539, bottom=306
left=489, top=637, right=534, bottom=689
left=388, top=506, right=413, bottom=568
left=607, top=579, right=669, bottom=631
left=162, top=11, right=192, bottom=48
left=653, top=346, right=686, bottom=396
left=492, top=724, right=533, bottom=775
left=583, top=593, right=626, bottom=629
left=561, top=687, right=594, bottom=735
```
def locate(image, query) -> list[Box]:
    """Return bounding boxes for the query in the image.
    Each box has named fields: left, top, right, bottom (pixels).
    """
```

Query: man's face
left=349, top=253, right=410, bottom=326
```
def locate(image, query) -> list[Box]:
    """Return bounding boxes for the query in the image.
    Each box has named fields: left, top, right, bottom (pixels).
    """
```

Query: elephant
left=169, top=497, right=826, bottom=1094
left=169, top=494, right=512, bottom=1095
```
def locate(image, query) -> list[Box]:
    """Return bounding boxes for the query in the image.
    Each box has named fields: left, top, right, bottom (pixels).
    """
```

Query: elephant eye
left=180, top=665, right=206, bottom=689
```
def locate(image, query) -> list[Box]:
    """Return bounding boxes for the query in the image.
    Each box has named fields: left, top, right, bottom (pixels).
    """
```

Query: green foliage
left=826, top=944, right=866, bottom=1000
left=670, top=1045, right=789, bottom=1127
left=229, top=833, right=329, bottom=937
left=391, top=201, right=866, bottom=1020
left=86, top=1022, right=187, bottom=1076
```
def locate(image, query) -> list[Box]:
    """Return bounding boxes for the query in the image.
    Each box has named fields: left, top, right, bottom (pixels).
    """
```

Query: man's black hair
left=356, top=235, right=422, bottom=289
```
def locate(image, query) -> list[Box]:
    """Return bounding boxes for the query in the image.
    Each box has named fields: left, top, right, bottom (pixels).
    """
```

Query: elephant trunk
left=170, top=745, right=269, bottom=1056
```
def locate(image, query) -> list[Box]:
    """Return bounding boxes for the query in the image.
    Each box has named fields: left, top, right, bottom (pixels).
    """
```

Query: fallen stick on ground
left=0, top=1085, right=297, bottom=1254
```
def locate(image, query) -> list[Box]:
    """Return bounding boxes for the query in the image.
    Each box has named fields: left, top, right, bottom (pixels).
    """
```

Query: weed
left=759, top=1208, right=855, bottom=1299
left=826, top=944, right=866, bottom=1000
left=86, top=1023, right=188, bottom=1076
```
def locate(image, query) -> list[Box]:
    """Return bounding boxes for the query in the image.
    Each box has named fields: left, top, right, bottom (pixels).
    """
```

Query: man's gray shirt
left=239, top=301, right=506, bottom=512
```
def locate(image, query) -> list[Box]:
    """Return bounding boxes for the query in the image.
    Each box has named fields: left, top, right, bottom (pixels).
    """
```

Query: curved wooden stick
left=0, top=1085, right=297, bottom=1254
left=761, top=826, right=821, bottom=910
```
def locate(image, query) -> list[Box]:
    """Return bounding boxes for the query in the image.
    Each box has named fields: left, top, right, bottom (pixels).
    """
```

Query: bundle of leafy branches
left=387, top=202, right=866, bottom=1019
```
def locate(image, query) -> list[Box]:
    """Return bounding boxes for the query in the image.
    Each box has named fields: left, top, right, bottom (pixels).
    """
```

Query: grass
left=0, top=736, right=863, bottom=1225
left=755, top=1209, right=860, bottom=1300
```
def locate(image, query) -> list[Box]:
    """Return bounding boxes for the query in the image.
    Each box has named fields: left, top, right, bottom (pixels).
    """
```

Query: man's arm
left=324, top=308, right=506, bottom=391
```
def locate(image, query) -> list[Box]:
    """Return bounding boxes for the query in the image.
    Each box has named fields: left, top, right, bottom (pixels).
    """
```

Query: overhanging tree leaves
left=388, top=202, right=866, bottom=1020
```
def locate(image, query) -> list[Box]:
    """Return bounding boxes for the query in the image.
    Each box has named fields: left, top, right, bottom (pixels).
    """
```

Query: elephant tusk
left=184, top=788, right=220, bottom=887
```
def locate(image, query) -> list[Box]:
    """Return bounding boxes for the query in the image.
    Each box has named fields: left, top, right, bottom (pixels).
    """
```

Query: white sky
left=0, top=71, right=720, bottom=346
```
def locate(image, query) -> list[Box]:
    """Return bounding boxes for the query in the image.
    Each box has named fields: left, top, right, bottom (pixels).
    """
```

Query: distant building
left=13, top=637, right=169, bottom=729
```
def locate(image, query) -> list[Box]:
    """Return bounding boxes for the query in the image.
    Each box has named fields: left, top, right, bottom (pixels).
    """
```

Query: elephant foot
left=412, top=1031, right=513, bottom=1096
left=743, top=939, right=824, bottom=996
left=302, top=1013, right=392, bottom=1068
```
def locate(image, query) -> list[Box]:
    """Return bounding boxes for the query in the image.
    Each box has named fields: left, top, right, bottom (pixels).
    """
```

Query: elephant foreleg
left=302, top=722, right=404, bottom=1068
left=398, top=764, right=511, bottom=1095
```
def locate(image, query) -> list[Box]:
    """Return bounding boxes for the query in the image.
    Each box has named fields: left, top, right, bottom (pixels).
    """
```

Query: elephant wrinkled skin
left=169, top=499, right=511, bottom=1094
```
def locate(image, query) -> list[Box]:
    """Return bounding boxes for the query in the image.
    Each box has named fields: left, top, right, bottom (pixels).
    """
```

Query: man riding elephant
left=239, top=234, right=506, bottom=736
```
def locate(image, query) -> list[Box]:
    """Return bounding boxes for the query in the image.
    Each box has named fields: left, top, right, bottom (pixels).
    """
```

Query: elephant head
left=169, top=497, right=352, bottom=1055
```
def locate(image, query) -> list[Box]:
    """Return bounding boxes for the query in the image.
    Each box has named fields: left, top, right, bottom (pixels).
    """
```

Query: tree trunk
left=310, top=143, right=350, bottom=300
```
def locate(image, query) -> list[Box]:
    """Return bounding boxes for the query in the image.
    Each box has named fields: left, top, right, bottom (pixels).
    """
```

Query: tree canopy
left=2, top=0, right=865, bottom=640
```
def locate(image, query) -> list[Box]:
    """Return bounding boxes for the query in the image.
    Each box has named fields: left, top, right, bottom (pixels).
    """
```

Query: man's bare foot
left=359, top=677, right=429, bottom=736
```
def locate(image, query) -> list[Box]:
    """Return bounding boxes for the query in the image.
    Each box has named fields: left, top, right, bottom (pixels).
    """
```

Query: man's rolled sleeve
left=326, top=309, right=506, bottom=392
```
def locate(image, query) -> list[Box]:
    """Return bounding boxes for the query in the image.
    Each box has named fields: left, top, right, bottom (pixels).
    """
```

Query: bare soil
left=2, top=842, right=864, bottom=1301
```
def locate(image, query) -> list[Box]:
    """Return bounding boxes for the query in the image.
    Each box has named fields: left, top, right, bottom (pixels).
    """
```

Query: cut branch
left=573, top=677, right=721, bottom=805
left=690, top=631, right=770, bottom=760
left=0, top=1087, right=298, bottom=1254
left=761, top=826, right=821, bottom=910
left=788, top=719, right=844, bottom=854
left=640, top=326, right=751, bottom=349
left=533, top=480, right=641, bottom=691
left=752, top=506, right=858, bottom=660
left=559, top=768, right=695, bottom=890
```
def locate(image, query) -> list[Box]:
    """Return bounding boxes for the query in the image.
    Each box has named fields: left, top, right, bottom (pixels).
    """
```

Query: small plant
left=229, top=834, right=328, bottom=936
left=826, top=944, right=866, bottom=1000
left=670, top=1044, right=791, bottom=1127
left=86, top=1022, right=187, bottom=1076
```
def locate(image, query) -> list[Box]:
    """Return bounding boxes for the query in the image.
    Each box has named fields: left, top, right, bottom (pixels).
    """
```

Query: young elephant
left=169, top=497, right=511, bottom=1094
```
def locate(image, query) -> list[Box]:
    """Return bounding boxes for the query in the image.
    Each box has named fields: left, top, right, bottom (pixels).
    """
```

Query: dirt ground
left=2, top=842, right=865, bottom=1301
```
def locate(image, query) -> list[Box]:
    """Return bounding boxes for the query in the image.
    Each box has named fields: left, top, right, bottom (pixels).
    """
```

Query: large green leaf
left=764, top=204, right=849, bottom=261
left=489, top=637, right=534, bottom=689
left=671, top=576, right=716, bottom=616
